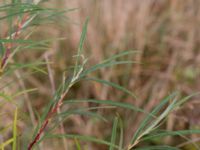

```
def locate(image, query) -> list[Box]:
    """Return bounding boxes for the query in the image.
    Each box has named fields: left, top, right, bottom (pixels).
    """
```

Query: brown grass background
left=1, top=0, right=200, bottom=149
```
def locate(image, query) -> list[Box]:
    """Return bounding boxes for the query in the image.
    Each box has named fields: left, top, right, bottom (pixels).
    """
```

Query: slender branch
left=27, top=56, right=85, bottom=149
left=45, top=53, right=68, bottom=149
left=27, top=82, right=71, bottom=150
left=1, top=13, right=29, bottom=70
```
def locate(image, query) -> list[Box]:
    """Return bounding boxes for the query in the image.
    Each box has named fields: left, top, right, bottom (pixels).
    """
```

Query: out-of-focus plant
left=0, top=1, right=200, bottom=150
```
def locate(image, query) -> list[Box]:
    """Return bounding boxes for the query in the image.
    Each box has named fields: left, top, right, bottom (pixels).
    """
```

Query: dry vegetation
left=1, top=0, right=200, bottom=150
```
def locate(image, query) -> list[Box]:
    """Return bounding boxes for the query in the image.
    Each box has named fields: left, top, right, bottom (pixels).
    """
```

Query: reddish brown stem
left=28, top=120, right=49, bottom=150
left=27, top=100, right=62, bottom=149
left=1, top=46, right=10, bottom=68
left=1, top=13, right=29, bottom=70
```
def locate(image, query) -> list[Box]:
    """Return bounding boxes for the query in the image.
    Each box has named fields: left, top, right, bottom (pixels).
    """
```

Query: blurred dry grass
left=1, top=0, right=200, bottom=149
left=59, top=0, right=200, bottom=145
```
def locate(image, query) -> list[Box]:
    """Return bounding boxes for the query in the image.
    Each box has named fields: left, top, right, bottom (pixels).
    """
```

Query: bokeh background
left=1, top=0, right=200, bottom=149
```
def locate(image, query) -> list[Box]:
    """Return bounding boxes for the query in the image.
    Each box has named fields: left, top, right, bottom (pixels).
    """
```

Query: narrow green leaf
left=175, top=92, right=200, bottom=108
left=78, top=17, right=89, bottom=53
left=41, top=134, right=119, bottom=149
left=0, top=39, right=35, bottom=43
left=64, top=99, right=154, bottom=117
left=118, top=118, right=123, bottom=150
left=80, top=61, right=137, bottom=78
left=74, top=138, right=82, bottom=150
left=130, top=92, right=177, bottom=144
left=0, top=42, right=5, bottom=57
left=0, top=124, right=12, bottom=134
left=135, top=145, right=180, bottom=150
left=0, top=138, right=14, bottom=150
left=109, top=117, right=118, bottom=150
left=4, top=61, right=48, bottom=76
left=142, top=129, right=200, bottom=141
left=57, top=109, right=107, bottom=122
left=12, top=88, right=37, bottom=98
left=74, top=17, right=89, bottom=75
left=12, top=107, right=18, bottom=150
left=101, top=50, right=139, bottom=64
left=85, top=77, right=137, bottom=99
left=0, top=92, right=13, bottom=102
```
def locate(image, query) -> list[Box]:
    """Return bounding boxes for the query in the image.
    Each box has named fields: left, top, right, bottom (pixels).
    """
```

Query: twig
left=45, top=53, right=68, bottom=149
left=27, top=85, right=70, bottom=150
left=1, top=13, right=29, bottom=70
left=28, top=54, right=86, bottom=149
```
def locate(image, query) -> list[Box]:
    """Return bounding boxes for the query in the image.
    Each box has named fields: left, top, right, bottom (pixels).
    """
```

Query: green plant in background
left=0, top=0, right=200, bottom=150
